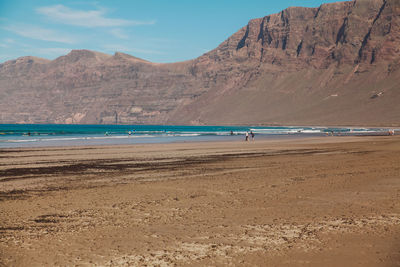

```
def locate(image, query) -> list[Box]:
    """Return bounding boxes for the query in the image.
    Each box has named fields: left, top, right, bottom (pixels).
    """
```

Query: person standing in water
left=245, top=132, right=249, bottom=141
left=250, top=131, right=255, bottom=141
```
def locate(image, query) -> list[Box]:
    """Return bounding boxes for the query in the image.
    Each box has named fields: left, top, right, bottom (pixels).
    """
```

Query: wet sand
left=0, top=136, right=400, bottom=266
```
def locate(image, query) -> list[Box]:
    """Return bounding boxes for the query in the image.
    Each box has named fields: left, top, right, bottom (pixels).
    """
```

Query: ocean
left=0, top=124, right=394, bottom=148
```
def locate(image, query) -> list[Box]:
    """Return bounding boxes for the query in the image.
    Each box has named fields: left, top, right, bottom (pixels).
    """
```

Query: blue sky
left=0, top=0, right=340, bottom=63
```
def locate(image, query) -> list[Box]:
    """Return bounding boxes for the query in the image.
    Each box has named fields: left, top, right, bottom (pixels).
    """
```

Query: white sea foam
left=250, top=128, right=322, bottom=134
left=300, top=129, right=323, bottom=133
left=4, top=139, right=40, bottom=143
left=171, top=133, right=201, bottom=137
left=1, top=135, right=158, bottom=143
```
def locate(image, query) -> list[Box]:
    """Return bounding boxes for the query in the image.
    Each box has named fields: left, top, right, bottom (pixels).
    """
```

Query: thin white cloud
left=3, top=24, right=77, bottom=44
left=109, top=28, right=129, bottom=39
left=33, top=48, right=72, bottom=57
left=102, top=44, right=164, bottom=55
left=36, top=5, right=155, bottom=28
left=0, top=38, right=17, bottom=48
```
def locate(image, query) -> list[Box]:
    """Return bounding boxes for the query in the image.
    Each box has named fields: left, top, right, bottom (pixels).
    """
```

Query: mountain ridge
left=1, top=0, right=399, bottom=126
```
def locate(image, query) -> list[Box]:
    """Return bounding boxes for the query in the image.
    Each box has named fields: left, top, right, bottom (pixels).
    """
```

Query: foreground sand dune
left=1, top=136, right=400, bottom=266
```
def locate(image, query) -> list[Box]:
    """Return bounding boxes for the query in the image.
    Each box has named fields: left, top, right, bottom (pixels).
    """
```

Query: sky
left=0, top=0, right=340, bottom=63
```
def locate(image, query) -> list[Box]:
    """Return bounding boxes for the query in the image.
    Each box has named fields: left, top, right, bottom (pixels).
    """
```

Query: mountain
left=1, top=0, right=399, bottom=126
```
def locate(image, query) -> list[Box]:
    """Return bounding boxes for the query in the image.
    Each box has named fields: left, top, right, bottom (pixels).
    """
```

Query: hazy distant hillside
left=1, top=0, right=399, bottom=126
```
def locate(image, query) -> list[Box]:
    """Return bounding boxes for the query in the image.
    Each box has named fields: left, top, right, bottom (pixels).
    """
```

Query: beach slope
left=1, top=136, right=400, bottom=266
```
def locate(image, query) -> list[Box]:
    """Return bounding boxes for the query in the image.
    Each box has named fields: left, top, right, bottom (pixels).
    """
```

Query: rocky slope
left=1, top=0, right=399, bottom=126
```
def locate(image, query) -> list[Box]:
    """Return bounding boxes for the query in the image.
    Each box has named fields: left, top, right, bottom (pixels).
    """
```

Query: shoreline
left=0, top=133, right=318, bottom=150
left=1, top=131, right=396, bottom=150
left=2, top=122, right=400, bottom=127
left=1, top=123, right=397, bottom=149
left=1, top=135, right=400, bottom=266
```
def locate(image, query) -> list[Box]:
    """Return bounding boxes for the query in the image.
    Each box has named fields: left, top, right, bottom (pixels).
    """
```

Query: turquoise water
left=0, top=124, right=393, bottom=148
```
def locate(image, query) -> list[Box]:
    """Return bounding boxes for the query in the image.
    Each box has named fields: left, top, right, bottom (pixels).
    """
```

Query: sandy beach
left=0, top=136, right=399, bottom=266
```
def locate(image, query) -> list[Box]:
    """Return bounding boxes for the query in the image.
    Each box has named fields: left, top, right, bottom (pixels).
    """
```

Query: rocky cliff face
left=1, top=0, right=400, bottom=126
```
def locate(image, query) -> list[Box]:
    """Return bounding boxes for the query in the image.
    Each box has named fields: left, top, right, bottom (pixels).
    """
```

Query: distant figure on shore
left=250, top=131, right=255, bottom=141
left=128, top=131, right=131, bottom=136
left=230, top=130, right=234, bottom=136
left=389, top=129, right=395, bottom=136
left=245, top=132, right=249, bottom=141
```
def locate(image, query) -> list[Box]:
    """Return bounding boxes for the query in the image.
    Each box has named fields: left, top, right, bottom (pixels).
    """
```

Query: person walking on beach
left=245, top=132, right=249, bottom=141
left=250, top=131, right=254, bottom=141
